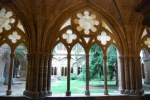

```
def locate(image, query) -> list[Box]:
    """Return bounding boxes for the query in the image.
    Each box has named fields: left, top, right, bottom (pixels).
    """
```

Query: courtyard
left=0, top=78, right=150, bottom=96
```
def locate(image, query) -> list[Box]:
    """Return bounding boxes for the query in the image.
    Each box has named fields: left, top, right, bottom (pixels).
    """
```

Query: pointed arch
left=45, top=2, right=126, bottom=56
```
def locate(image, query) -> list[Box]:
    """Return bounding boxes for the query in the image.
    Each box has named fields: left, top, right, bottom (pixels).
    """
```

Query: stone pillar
left=6, top=53, right=15, bottom=95
left=103, top=55, right=108, bottom=95
left=43, top=54, right=49, bottom=95
left=23, top=54, right=31, bottom=95
left=47, top=54, right=52, bottom=95
left=119, top=56, right=125, bottom=94
left=133, top=56, right=144, bottom=95
left=32, top=53, right=40, bottom=98
left=85, top=54, right=90, bottom=95
left=123, top=56, right=130, bottom=94
left=66, top=54, right=71, bottom=96
left=24, top=53, right=51, bottom=99
left=39, top=53, right=44, bottom=96
left=129, top=56, right=136, bottom=94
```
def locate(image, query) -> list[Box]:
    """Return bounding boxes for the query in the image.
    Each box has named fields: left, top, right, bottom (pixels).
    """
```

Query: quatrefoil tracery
left=8, top=31, right=21, bottom=43
left=97, top=31, right=111, bottom=45
left=62, top=29, right=77, bottom=44
left=74, top=11, right=99, bottom=35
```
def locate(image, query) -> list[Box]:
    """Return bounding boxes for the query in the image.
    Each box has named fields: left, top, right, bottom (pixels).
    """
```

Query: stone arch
left=0, top=2, right=32, bottom=52
left=71, top=43, right=86, bottom=76
left=45, top=3, right=127, bottom=95
left=14, top=45, right=28, bottom=78
left=0, top=43, right=27, bottom=79
left=46, top=2, right=126, bottom=55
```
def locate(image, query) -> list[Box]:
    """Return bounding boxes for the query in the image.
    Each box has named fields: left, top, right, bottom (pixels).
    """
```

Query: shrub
left=70, top=73, right=77, bottom=80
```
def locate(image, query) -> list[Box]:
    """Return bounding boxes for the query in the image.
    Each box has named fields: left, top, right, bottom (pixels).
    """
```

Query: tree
left=79, top=44, right=117, bottom=82
left=78, top=44, right=103, bottom=81
left=107, top=45, right=117, bottom=82
left=89, top=44, right=103, bottom=80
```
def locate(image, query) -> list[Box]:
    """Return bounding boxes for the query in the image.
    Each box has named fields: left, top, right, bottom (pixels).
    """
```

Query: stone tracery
left=62, top=29, right=77, bottom=44
left=97, top=31, right=111, bottom=45
left=8, top=31, right=21, bottom=43
left=0, top=8, right=15, bottom=33
left=74, top=11, right=99, bottom=35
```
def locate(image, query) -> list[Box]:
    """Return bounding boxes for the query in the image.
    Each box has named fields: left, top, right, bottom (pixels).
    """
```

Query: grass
left=0, top=78, right=118, bottom=95
left=51, top=78, right=118, bottom=94
left=1, top=78, right=150, bottom=95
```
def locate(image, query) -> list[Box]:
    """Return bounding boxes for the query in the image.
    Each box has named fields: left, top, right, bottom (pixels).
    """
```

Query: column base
left=125, top=89, right=130, bottom=94
left=48, top=91, right=52, bottom=96
left=66, top=91, right=71, bottom=96
left=28, top=91, right=33, bottom=97
left=39, top=91, right=44, bottom=96
left=120, top=89, right=125, bottom=94
left=32, top=92, right=39, bottom=99
left=104, top=90, right=108, bottom=95
left=130, top=90, right=136, bottom=95
left=85, top=90, right=90, bottom=95
left=135, top=89, right=144, bottom=95
left=23, top=90, right=29, bottom=95
left=24, top=91, right=51, bottom=99
left=44, top=91, right=48, bottom=96
left=6, top=90, right=12, bottom=95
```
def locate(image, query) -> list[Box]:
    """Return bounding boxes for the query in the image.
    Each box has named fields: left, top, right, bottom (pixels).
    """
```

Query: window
left=52, top=9, right=120, bottom=96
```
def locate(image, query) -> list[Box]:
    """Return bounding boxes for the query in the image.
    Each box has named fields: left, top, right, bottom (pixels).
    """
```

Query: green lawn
left=51, top=79, right=118, bottom=94
left=0, top=78, right=118, bottom=95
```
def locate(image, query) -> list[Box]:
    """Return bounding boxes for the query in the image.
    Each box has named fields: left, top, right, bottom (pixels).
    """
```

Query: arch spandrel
left=46, top=3, right=125, bottom=56
left=139, top=28, right=150, bottom=54
left=0, top=6, right=29, bottom=53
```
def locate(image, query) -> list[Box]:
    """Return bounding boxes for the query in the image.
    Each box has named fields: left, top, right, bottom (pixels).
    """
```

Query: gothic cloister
left=0, top=0, right=150, bottom=100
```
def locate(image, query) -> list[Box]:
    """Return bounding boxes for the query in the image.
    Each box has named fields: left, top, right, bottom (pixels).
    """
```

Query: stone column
left=32, top=53, right=40, bottom=98
left=103, top=55, right=108, bottom=95
left=6, top=53, right=14, bottom=95
left=85, top=54, right=90, bottom=95
left=66, top=54, right=71, bottom=96
left=43, top=54, right=49, bottom=95
left=118, top=56, right=125, bottom=93
left=47, top=54, right=52, bottom=95
left=133, top=56, right=144, bottom=95
left=23, top=54, right=31, bottom=95
left=39, top=53, right=44, bottom=96
left=129, top=56, right=136, bottom=94
left=24, top=53, right=51, bottom=99
left=123, top=56, right=130, bottom=94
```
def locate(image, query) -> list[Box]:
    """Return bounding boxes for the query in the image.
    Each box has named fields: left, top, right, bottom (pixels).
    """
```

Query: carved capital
left=123, top=56, right=130, bottom=62
left=128, top=56, right=133, bottom=62
left=103, top=55, right=107, bottom=61
left=133, top=55, right=141, bottom=62
left=67, top=54, right=71, bottom=59
left=45, top=54, right=50, bottom=61
left=10, top=53, right=15, bottom=58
